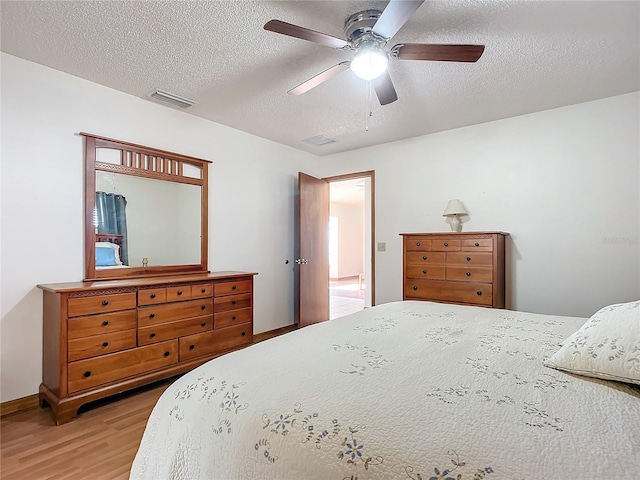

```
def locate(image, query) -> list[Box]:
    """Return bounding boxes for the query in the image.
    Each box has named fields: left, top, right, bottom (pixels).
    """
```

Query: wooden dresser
left=38, top=271, right=256, bottom=424
left=400, top=232, right=508, bottom=308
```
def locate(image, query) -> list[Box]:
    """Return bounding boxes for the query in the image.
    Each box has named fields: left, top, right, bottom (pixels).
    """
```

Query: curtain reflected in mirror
left=95, top=191, right=129, bottom=265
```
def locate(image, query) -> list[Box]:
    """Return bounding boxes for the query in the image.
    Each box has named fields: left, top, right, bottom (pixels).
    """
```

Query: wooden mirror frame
left=82, top=133, right=210, bottom=281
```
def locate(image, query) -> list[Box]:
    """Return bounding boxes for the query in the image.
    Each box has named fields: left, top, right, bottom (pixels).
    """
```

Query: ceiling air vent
left=150, top=89, right=196, bottom=109
left=303, top=135, right=336, bottom=146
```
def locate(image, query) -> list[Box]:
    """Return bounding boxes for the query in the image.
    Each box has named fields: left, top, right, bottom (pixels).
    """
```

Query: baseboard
left=253, top=324, right=297, bottom=343
left=1, top=394, right=39, bottom=417
left=1, top=325, right=298, bottom=417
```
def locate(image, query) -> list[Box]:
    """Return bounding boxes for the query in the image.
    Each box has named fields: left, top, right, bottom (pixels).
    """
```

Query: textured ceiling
left=2, top=1, right=639, bottom=156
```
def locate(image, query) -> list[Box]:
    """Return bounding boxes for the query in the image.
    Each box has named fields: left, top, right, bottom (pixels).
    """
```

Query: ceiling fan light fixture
left=350, top=48, right=388, bottom=81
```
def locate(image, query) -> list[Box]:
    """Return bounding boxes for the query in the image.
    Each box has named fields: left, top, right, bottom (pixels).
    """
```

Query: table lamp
left=443, top=199, right=468, bottom=232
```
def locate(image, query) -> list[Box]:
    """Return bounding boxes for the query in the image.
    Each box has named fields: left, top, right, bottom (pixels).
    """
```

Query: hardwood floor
left=0, top=326, right=297, bottom=479
left=1, top=379, right=171, bottom=480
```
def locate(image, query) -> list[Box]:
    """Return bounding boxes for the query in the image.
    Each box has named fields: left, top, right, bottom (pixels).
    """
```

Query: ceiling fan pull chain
left=365, top=80, right=372, bottom=132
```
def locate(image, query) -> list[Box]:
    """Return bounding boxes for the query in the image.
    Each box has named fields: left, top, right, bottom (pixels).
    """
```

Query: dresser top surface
left=37, top=271, right=257, bottom=293
left=399, top=231, right=509, bottom=237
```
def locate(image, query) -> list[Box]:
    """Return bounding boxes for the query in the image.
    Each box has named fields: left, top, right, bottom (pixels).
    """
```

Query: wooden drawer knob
left=422, top=270, right=427, bottom=275
left=422, top=256, right=427, bottom=260
left=177, top=290, right=183, bottom=296
left=241, top=331, right=246, bottom=337
left=232, top=316, right=237, bottom=321
left=201, top=305, right=206, bottom=310
left=102, top=342, right=109, bottom=348
left=189, top=344, right=195, bottom=350
left=201, top=322, right=206, bottom=327
left=413, top=285, right=418, bottom=291
left=232, top=300, right=237, bottom=305
left=232, top=285, right=237, bottom=290
left=476, top=291, right=482, bottom=296
left=83, top=371, right=91, bottom=378
left=444, top=242, right=449, bottom=247
left=102, top=320, right=109, bottom=326
left=466, top=257, right=471, bottom=261
left=150, top=293, right=156, bottom=299
left=201, top=288, right=206, bottom=293
left=149, top=313, right=156, bottom=319
left=163, top=351, right=170, bottom=357
left=150, top=332, right=156, bottom=338
left=474, top=242, right=480, bottom=247
left=102, top=300, right=109, bottom=306
left=466, top=272, right=471, bottom=277
left=416, top=241, right=421, bottom=246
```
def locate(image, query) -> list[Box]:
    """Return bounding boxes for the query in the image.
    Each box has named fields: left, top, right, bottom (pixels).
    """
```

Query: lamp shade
left=442, top=199, right=468, bottom=216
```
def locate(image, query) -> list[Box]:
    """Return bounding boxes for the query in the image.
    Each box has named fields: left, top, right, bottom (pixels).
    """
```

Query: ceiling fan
left=264, top=0, right=485, bottom=105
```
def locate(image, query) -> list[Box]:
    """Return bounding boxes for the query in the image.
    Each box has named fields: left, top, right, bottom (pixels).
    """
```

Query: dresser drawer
left=68, top=329, right=137, bottom=362
left=138, top=288, right=167, bottom=306
left=405, top=265, right=446, bottom=280
left=179, top=324, right=252, bottom=361
left=446, top=252, right=493, bottom=266
left=68, top=341, right=178, bottom=393
left=138, top=299, right=214, bottom=327
left=191, top=283, right=213, bottom=299
left=68, top=310, right=136, bottom=339
left=138, top=316, right=213, bottom=345
left=214, top=279, right=252, bottom=296
left=430, top=239, right=461, bottom=251
left=68, top=292, right=136, bottom=317
left=404, top=279, right=493, bottom=306
left=404, top=237, right=432, bottom=251
left=461, top=238, right=494, bottom=251
left=214, top=307, right=253, bottom=329
left=446, top=266, right=493, bottom=283
left=214, top=293, right=252, bottom=313
left=166, top=285, right=192, bottom=302
left=405, top=252, right=445, bottom=265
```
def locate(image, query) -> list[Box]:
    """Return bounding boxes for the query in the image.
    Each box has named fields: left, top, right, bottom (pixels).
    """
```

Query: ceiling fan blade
left=372, top=0, right=424, bottom=40
left=288, top=62, right=350, bottom=96
left=393, top=43, right=485, bottom=62
left=264, top=20, right=349, bottom=49
left=371, top=70, right=398, bottom=105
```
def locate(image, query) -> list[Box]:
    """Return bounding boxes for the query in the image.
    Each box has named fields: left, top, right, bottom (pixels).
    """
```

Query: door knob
left=294, top=258, right=308, bottom=265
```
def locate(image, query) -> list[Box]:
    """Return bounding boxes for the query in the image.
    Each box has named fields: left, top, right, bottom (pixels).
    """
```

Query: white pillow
left=96, top=241, right=123, bottom=266
left=544, top=300, right=640, bottom=385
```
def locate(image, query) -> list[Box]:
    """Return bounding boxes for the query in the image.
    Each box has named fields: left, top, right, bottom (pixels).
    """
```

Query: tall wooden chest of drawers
left=400, top=232, right=508, bottom=308
left=38, top=271, right=256, bottom=424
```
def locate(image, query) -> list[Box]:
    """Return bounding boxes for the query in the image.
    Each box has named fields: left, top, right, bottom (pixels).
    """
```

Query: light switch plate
left=377, top=242, right=386, bottom=252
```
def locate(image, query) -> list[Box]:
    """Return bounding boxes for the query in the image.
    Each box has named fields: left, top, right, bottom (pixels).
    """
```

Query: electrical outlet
left=377, top=242, right=386, bottom=252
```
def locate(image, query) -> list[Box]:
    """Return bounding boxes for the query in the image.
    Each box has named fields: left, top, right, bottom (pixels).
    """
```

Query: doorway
left=325, top=171, right=374, bottom=319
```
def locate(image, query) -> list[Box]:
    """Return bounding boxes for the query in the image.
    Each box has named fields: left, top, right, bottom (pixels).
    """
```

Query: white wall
left=329, top=202, right=364, bottom=278
left=314, top=93, right=640, bottom=318
left=0, top=53, right=313, bottom=402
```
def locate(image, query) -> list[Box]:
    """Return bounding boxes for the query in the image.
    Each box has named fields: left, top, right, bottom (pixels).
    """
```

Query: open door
left=296, top=172, right=329, bottom=328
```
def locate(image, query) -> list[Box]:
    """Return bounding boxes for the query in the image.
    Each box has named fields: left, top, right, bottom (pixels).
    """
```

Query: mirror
left=83, top=133, right=210, bottom=280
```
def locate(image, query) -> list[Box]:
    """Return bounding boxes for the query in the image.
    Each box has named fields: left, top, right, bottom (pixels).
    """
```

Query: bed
left=95, top=234, right=130, bottom=269
left=130, top=300, right=640, bottom=479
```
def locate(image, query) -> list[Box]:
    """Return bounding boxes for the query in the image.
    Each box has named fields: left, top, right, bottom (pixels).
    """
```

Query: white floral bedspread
left=130, top=301, right=640, bottom=479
